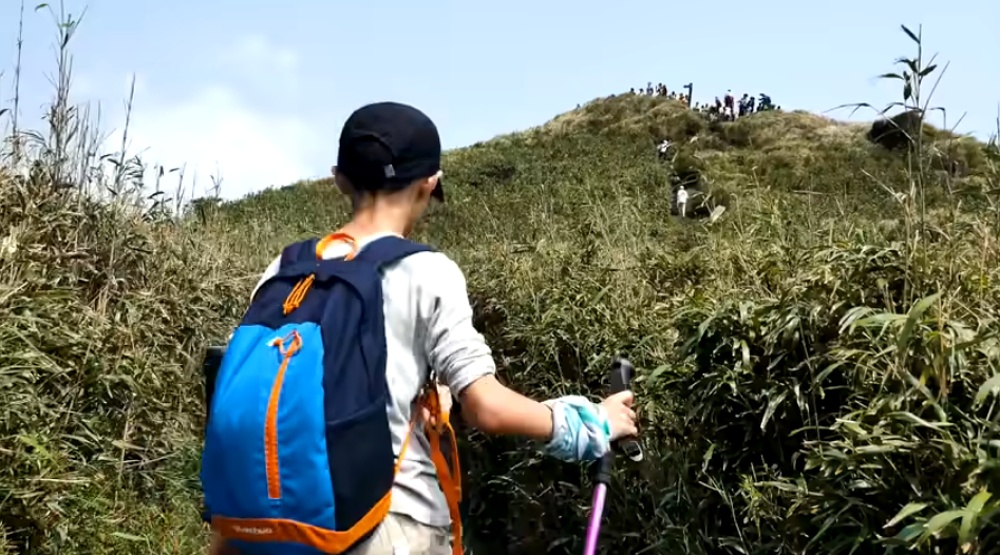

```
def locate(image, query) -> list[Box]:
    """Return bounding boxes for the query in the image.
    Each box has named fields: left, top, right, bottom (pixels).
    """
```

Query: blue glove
left=541, top=396, right=612, bottom=462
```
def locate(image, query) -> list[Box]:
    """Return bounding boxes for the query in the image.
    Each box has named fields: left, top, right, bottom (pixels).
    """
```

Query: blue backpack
left=200, top=233, right=463, bottom=555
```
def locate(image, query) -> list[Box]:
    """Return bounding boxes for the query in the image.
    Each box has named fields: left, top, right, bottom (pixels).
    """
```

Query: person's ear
left=418, top=171, right=441, bottom=198
left=333, top=170, right=352, bottom=195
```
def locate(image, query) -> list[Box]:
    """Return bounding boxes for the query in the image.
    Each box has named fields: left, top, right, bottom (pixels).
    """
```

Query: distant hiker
left=714, top=96, right=723, bottom=111
left=676, top=185, right=689, bottom=218
left=724, top=90, right=735, bottom=116
left=629, top=87, right=636, bottom=94
left=748, top=95, right=756, bottom=113
left=201, top=101, right=639, bottom=555
left=646, top=82, right=654, bottom=95
left=738, top=93, right=750, bottom=117
left=758, top=93, right=773, bottom=111
left=657, top=139, right=673, bottom=161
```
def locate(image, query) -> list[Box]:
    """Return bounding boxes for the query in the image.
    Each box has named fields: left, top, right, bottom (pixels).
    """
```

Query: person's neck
left=339, top=207, right=410, bottom=239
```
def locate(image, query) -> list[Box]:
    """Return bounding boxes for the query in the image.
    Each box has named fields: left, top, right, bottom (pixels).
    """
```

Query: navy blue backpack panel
left=200, top=234, right=433, bottom=554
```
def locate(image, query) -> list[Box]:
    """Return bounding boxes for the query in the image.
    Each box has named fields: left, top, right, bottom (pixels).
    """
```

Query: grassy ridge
left=210, top=97, right=1000, bottom=554
left=2, top=14, right=1000, bottom=555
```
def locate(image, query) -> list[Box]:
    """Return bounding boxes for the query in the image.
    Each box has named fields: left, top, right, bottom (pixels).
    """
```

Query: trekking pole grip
left=594, top=356, right=637, bottom=485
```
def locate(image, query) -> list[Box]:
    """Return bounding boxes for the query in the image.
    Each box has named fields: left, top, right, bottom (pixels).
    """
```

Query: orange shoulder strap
left=418, top=383, right=463, bottom=555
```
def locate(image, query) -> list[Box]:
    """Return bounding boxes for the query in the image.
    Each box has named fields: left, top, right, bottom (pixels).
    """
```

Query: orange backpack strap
left=419, top=382, right=463, bottom=555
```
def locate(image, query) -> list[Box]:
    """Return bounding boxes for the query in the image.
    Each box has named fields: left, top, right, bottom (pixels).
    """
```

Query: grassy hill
left=3, top=21, right=1000, bottom=555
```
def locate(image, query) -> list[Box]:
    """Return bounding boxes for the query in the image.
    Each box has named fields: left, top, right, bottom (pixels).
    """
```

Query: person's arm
left=459, top=375, right=554, bottom=440
left=420, top=255, right=554, bottom=440
left=421, top=254, right=637, bottom=460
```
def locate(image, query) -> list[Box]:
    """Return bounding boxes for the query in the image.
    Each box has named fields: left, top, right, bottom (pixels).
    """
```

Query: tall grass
left=0, top=3, right=239, bottom=553
left=1, top=9, right=998, bottom=555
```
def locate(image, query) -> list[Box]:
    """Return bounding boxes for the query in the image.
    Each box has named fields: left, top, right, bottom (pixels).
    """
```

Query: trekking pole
left=582, top=356, right=642, bottom=555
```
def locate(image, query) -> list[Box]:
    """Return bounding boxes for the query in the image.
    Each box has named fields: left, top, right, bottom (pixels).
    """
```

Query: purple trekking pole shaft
left=582, top=356, right=641, bottom=555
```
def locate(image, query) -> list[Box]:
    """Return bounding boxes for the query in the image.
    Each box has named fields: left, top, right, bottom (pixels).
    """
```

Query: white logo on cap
left=383, top=164, right=396, bottom=178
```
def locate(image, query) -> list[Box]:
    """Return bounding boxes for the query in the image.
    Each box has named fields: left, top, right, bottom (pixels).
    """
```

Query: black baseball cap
left=336, top=101, right=444, bottom=201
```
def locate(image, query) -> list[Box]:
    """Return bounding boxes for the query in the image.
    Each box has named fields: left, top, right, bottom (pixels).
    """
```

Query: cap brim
left=431, top=178, right=444, bottom=202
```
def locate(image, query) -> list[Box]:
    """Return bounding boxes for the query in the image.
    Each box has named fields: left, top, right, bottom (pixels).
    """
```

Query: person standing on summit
left=738, top=93, right=750, bottom=117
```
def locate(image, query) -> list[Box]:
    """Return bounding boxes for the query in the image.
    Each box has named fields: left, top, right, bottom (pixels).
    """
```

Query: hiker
left=646, top=81, right=654, bottom=95
left=758, top=93, right=773, bottom=111
left=676, top=185, right=688, bottom=217
left=723, top=90, right=735, bottom=117
left=657, top=139, right=672, bottom=161
left=748, top=95, right=756, bottom=113
left=201, top=101, right=639, bottom=555
left=738, top=93, right=749, bottom=117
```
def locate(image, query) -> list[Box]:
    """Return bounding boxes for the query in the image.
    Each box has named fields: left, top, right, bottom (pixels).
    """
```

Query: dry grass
left=1, top=12, right=998, bottom=555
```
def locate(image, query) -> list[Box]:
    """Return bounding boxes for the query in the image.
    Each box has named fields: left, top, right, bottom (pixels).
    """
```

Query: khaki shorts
left=348, top=513, right=453, bottom=555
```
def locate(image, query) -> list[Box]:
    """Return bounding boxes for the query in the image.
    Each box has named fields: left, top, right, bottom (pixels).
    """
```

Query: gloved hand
left=541, top=392, right=636, bottom=462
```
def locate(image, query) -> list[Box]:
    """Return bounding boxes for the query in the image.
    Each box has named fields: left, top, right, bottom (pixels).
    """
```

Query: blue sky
left=1, top=0, right=997, bottom=199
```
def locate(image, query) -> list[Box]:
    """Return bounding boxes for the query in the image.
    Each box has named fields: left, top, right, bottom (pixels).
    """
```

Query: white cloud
left=220, top=34, right=300, bottom=87
left=109, top=84, right=323, bottom=200
left=81, top=35, right=322, bottom=201
left=72, top=72, right=98, bottom=99
left=96, top=35, right=321, bottom=201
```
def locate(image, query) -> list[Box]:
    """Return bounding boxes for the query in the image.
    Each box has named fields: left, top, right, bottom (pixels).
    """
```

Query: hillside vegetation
left=2, top=16, right=999, bottom=555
